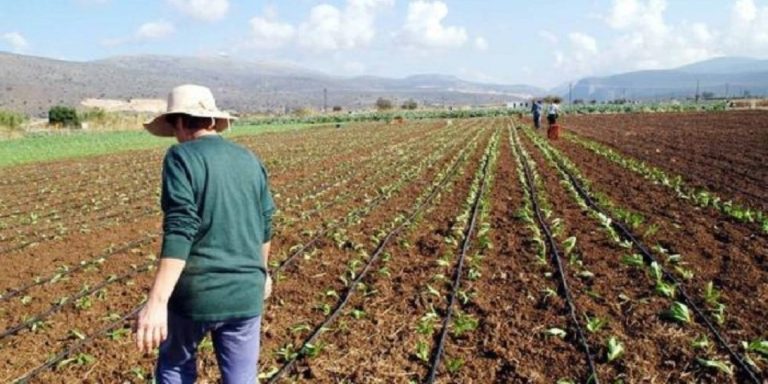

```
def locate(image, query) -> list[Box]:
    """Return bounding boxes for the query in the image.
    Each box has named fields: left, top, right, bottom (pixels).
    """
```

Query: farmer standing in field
left=546, top=98, right=560, bottom=127
left=135, top=84, right=276, bottom=383
left=531, top=99, right=543, bottom=129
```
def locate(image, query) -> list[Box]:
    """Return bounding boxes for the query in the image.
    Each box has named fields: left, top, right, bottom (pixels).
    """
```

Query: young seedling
left=692, top=334, right=711, bottom=349
left=703, top=281, right=721, bottom=307
left=655, top=280, right=676, bottom=298
left=446, top=358, right=464, bottom=374
left=562, top=236, right=577, bottom=257
left=452, top=312, right=478, bottom=337
left=649, top=261, right=663, bottom=282
left=350, top=309, right=366, bottom=320
left=621, top=254, right=644, bottom=267
left=606, top=336, right=624, bottom=362
left=663, top=302, right=692, bottom=324
left=301, top=342, right=325, bottom=358
left=275, top=344, right=298, bottom=363
left=415, top=340, right=430, bottom=362
left=742, top=340, right=768, bottom=357
left=544, top=328, right=567, bottom=339
left=696, top=358, right=733, bottom=376
left=585, top=315, right=607, bottom=333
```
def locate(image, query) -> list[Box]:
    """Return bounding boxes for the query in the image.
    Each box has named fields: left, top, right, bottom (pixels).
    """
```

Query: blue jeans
left=156, top=311, right=262, bottom=384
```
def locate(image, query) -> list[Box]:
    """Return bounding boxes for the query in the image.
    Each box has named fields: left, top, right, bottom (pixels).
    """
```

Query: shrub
left=49, top=106, right=80, bottom=127
left=401, top=99, right=418, bottom=110
left=375, top=97, right=393, bottom=111
left=0, top=110, right=26, bottom=129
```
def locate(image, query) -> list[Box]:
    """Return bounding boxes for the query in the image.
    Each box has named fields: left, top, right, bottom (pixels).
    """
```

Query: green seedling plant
left=544, top=327, right=567, bottom=339
left=415, top=340, right=430, bottom=362
left=606, top=336, right=624, bottom=362
left=621, top=254, right=644, bottom=267
left=664, top=302, right=692, bottom=324
left=585, top=315, right=607, bottom=333
left=451, top=311, right=478, bottom=337
left=696, top=358, right=733, bottom=376
left=692, top=334, right=711, bottom=349
left=446, top=358, right=464, bottom=374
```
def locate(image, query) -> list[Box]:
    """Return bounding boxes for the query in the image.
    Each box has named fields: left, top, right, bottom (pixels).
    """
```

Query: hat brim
left=144, top=111, right=238, bottom=137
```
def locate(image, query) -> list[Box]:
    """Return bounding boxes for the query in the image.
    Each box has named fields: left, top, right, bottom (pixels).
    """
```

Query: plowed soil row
left=520, top=128, right=735, bottom=383
left=563, top=111, right=768, bottom=212
left=6, top=122, right=479, bottom=383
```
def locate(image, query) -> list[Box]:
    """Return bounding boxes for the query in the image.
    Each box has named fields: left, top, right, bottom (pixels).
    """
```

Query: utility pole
left=323, top=88, right=328, bottom=113
left=695, top=79, right=700, bottom=103
left=725, top=83, right=730, bottom=99
left=568, top=82, right=573, bottom=105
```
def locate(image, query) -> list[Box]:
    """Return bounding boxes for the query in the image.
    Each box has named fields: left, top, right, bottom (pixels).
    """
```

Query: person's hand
left=265, top=274, right=273, bottom=300
left=134, top=300, right=168, bottom=354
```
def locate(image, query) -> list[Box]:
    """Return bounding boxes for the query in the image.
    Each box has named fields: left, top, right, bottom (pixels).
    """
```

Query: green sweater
left=160, top=135, right=276, bottom=322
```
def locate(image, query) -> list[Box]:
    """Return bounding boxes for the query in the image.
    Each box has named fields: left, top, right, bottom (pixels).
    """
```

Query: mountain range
left=0, top=52, right=542, bottom=116
left=568, top=57, right=768, bottom=102
left=1, top=52, right=767, bottom=117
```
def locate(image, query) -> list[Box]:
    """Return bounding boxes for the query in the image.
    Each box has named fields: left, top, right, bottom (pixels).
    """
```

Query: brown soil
left=563, top=111, right=768, bottom=213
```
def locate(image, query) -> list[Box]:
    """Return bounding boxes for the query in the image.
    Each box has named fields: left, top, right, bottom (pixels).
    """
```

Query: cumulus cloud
left=2, top=32, right=28, bottom=52
left=249, top=13, right=295, bottom=49
left=474, top=37, right=488, bottom=51
left=400, top=0, right=468, bottom=49
left=569, top=32, right=598, bottom=54
left=167, top=0, right=229, bottom=22
left=555, top=0, right=722, bottom=77
left=539, top=30, right=559, bottom=45
left=297, top=0, right=393, bottom=51
left=102, top=20, right=175, bottom=47
left=136, top=21, right=175, bottom=39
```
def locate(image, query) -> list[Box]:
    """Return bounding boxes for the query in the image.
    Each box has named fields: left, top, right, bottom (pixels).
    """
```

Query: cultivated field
left=0, top=113, right=766, bottom=383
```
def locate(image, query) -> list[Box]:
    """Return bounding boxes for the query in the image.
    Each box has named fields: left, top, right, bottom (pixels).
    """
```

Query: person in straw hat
left=135, top=84, right=276, bottom=383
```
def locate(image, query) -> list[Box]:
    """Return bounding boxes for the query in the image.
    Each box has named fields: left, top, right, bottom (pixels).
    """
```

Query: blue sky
left=2, top=0, right=767, bottom=88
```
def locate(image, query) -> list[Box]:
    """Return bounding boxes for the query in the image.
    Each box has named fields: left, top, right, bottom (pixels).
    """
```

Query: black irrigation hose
left=0, top=262, right=154, bottom=341
left=11, top=303, right=144, bottom=384
left=511, top=127, right=601, bottom=384
left=0, top=207, right=159, bottom=255
left=547, top=147, right=763, bottom=384
left=266, top=128, right=483, bottom=384
left=0, top=235, right=157, bottom=303
left=424, top=130, right=495, bottom=384
left=273, top=129, right=482, bottom=275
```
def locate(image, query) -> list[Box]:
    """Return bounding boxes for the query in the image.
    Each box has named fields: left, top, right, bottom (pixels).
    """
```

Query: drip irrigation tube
left=266, top=129, right=484, bottom=383
left=547, top=148, right=763, bottom=384
left=424, top=129, right=496, bottom=383
left=510, top=126, right=600, bottom=384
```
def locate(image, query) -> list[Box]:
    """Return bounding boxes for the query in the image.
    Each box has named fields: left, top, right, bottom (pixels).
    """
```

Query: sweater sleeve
left=160, top=146, right=200, bottom=260
left=260, top=163, right=277, bottom=243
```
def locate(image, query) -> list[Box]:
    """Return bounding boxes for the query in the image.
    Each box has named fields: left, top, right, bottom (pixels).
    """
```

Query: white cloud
left=297, top=0, right=393, bottom=51
left=2, top=32, right=28, bottom=52
left=474, top=37, right=488, bottom=51
left=400, top=0, right=468, bottom=49
left=167, top=0, right=229, bottom=22
left=102, top=20, right=175, bottom=47
left=250, top=15, right=295, bottom=49
left=569, top=32, right=597, bottom=54
left=539, top=30, right=559, bottom=44
left=136, top=21, right=175, bottom=39
left=555, top=0, right=721, bottom=78
left=733, top=0, right=757, bottom=22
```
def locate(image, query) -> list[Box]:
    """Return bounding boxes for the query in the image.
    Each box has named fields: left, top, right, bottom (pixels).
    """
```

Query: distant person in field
left=547, top=99, right=560, bottom=127
left=531, top=100, right=543, bottom=129
left=135, top=84, right=276, bottom=384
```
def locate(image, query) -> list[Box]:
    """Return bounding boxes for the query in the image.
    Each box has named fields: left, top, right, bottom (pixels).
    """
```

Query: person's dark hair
left=165, top=113, right=215, bottom=131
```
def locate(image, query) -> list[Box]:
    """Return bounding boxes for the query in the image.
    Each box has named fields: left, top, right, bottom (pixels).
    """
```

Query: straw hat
left=144, top=84, right=237, bottom=137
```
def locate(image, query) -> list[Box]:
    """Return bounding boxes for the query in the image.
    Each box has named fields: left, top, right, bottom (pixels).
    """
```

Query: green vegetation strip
left=564, top=132, right=768, bottom=233
left=0, top=123, right=316, bottom=168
